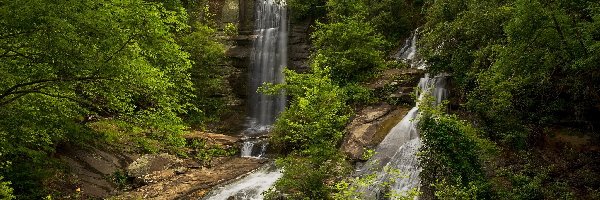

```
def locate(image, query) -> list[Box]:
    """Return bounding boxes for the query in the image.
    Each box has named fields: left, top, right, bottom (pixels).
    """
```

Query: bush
left=311, top=19, right=387, bottom=85
left=265, top=153, right=350, bottom=199
left=418, top=98, right=496, bottom=199
left=261, top=67, right=351, bottom=199
left=0, top=177, right=14, bottom=200
left=262, top=68, right=351, bottom=153
left=287, top=0, right=327, bottom=20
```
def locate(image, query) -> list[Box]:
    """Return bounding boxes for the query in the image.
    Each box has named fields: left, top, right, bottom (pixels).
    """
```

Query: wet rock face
left=114, top=157, right=265, bottom=199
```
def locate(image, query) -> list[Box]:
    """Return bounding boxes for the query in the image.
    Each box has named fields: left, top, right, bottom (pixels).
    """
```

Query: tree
left=420, top=0, right=600, bottom=145
left=0, top=0, right=194, bottom=197
left=311, top=18, right=387, bottom=85
left=178, top=22, right=228, bottom=127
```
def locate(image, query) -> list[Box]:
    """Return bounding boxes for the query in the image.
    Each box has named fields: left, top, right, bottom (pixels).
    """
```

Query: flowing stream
left=357, top=29, right=449, bottom=199
left=203, top=164, right=283, bottom=200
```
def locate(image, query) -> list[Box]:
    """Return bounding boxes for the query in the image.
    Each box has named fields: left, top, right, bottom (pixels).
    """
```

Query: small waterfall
left=357, top=29, right=449, bottom=199
left=394, top=29, right=426, bottom=70
left=241, top=141, right=255, bottom=157
left=241, top=138, right=269, bottom=158
left=203, top=164, right=283, bottom=200
left=395, top=30, right=417, bottom=61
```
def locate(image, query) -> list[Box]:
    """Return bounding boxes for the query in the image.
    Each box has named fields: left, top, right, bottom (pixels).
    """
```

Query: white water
left=394, top=29, right=427, bottom=70
left=203, top=165, right=283, bottom=200
left=358, top=29, right=449, bottom=199
left=241, top=139, right=269, bottom=158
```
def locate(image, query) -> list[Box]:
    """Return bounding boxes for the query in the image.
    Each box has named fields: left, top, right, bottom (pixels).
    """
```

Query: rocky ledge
left=113, top=157, right=266, bottom=199
left=341, top=104, right=411, bottom=161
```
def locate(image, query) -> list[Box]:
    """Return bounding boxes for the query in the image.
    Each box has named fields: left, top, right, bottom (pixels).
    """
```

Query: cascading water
left=242, top=0, right=288, bottom=158
left=357, top=29, right=449, bottom=199
left=203, top=164, right=283, bottom=200
left=394, top=28, right=426, bottom=70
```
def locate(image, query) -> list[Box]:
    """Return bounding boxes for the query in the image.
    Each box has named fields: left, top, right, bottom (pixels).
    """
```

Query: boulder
left=127, top=153, right=183, bottom=185
left=184, top=131, right=242, bottom=147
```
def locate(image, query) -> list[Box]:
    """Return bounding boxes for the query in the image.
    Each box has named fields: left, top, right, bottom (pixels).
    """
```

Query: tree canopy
left=0, top=0, right=227, bottom=198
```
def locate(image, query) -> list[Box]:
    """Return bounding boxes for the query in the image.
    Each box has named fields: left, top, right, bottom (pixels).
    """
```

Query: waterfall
left=247, top=0, right=287, bottom=130
left=203, top=2, right=287, bottom=199
left=241, top=138, right=269, bottom=158
left=357, top=29, right=449, bottom=199
left=242, top=0, right=288, bottom=158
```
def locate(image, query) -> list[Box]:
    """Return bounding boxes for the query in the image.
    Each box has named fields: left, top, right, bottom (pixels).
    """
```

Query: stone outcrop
left=126, top=153, right=184, bottom=185
left=341, top=104, right=411, bottom=160
left=59, top=146, right=139, bottom=198
left=369, top=68, right=424, bottom=106
left=184, top=131, right=242, bottom=147
left=288, top=21, right=312, bottom=72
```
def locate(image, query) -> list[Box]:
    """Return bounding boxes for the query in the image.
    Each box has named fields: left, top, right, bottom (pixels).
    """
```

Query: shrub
left=418, top=98, right=497, bottom=199
left=0, top=177, right=14, bottom=200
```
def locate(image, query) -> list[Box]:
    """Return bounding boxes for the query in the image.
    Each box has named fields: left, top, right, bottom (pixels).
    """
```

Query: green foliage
left=0, top=0, right=229, bottom=198
left=324, top=0, right=368, bottom=21
left=494, top=151, right=580, bottom=200
left=265, top=154, right=351, bottom=199
left=262, top=68, right=351, bottom=154
left=89, top=118, right=185, bottom=154
left=311, top=19, right=387, bottom=84
left=286, top=0, right=327, bottom=20
left=343, top=83, right=376, bottom=105
left=421, top=0, right=600, bottom=145
left=418, top=97, right=497, bottom=199
left=432, top=178, right=482, bottom=200
left=0, top=177, right=14, bottom=200
left=261, top=66, right=352, bottom=199
left=186, top=138, right=237, bottom=165
left=178, top=22, right=228, bottom=127
left=362, top=0, right=425, bottom=42
left=223, top=22, right=238, bottom=37
left=332, top=167, right=420, bottom=200
left=110, top=170, right=135, bottom=191
left=361, top=148, right=375, bottom=160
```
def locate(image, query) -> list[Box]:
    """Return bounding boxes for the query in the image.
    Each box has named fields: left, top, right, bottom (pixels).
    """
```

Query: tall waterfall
left=357, top=30, right=449, bottom=199
left=242, top=0, right=288, bottom=158
left=203, top=1, right=287, bottom=199
left=247, top=0, right=287, bottom=130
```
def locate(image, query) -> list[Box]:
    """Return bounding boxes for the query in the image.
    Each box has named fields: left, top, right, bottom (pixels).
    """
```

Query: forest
left=0, top=0, right=599, bottom=199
